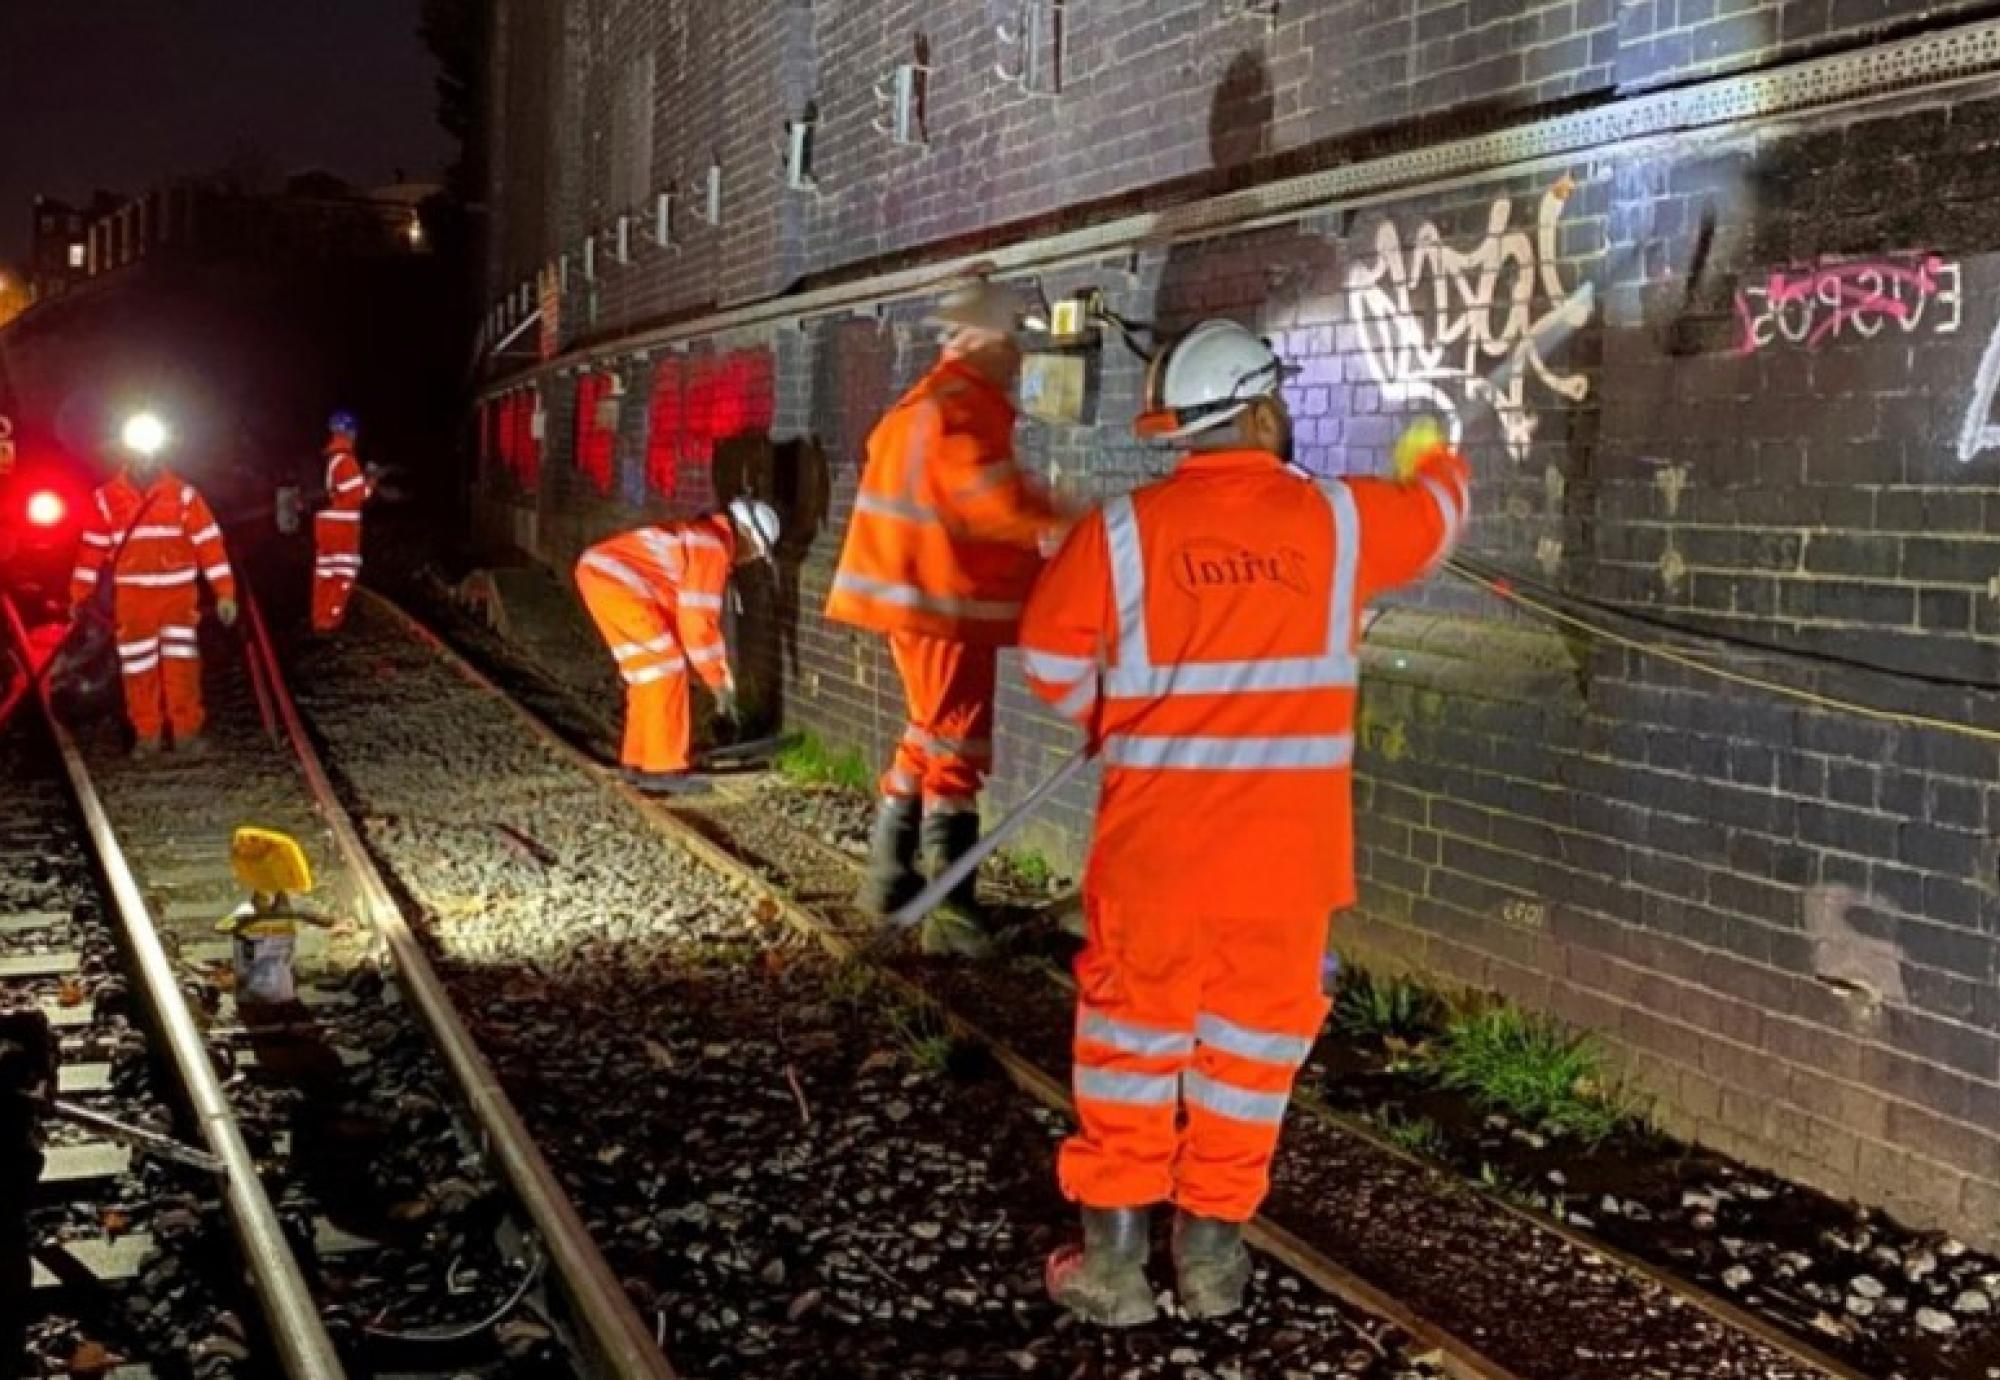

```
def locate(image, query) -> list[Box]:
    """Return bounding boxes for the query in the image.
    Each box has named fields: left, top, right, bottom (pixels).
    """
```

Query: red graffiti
left=573, top=372, right=617, bottom=494
left=643, top=349, right=774, bottom=494
left=1734, top=255, right=1962, bottom=355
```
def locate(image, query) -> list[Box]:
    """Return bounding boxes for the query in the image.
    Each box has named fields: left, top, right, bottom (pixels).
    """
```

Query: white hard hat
left=728, top=497, right=781, bottom=559
left=926, top=274, right=1022, bottom=337
left=1135, top=319, right=1286, bottom=441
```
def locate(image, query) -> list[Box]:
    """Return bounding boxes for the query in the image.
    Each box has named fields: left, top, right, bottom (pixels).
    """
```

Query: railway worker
left=70, top=412, right=239, bottom=757
left=574, top=497, right=781, bottom=795
left=825, top=273, right=1073, bottom=955
left=311, top=410, right=372, bottom=633
left=1019, top=320, right=1471, bottom=1326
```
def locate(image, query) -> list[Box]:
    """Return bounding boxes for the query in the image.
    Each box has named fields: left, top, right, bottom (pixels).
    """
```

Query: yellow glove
left=1392, top=418, right=1446, bottom=485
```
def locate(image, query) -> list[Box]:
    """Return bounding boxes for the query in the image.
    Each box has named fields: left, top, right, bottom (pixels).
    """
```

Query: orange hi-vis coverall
left=313, top=441, right=371, bottom=631
left=70, top=470, right=238, bottom=745
left=825, top=359, right=1060, bottom=812
left=1018, top=442, right=1471, bottom=1221
left=574, top=514, right=737, bottom=774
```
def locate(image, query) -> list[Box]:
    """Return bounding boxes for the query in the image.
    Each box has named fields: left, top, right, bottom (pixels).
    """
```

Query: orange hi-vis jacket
left=826, top=359, right=1060, bottom=645
left=1018, top=445, right=1471, bottom=917
left=324, top=444, right=371, bottom=516
left=71, top=470, right=238, bottom=608
left=575, top=513, right=736, bottom=690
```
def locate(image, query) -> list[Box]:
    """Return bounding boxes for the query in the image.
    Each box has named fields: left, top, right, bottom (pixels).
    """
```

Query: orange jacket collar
left=1173, top=447, right=1286, bottom=476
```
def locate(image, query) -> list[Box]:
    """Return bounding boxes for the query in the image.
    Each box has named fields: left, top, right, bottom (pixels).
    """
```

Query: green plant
left=1426, top=1003, right=1643, bottom=1146
left=1005, top=849, right=1056, bottom=890
left=1334, top=967, right=1444, bottom=1043
left=825, top=958, right=878, bottom=1009
left=774, top=732, right=874, bottom=793
left=886, top=1002, right=956, bottom=1076
left=1378, top=1111, right=1449, bottom=1160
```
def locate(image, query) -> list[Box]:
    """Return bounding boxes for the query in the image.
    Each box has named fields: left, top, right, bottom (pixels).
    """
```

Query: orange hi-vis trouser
left=882, top=631, right=995, bottom=814
left=312, top=510, right=363, bottom=631
left=574, top=561, right=696, bottom=774
left=1060, top=895, right=1330, bottom=1222
left=114, top=582, right=205, bottom=743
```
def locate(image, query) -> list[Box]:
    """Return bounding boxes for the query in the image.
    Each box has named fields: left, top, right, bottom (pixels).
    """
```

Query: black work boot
left=1172, top=1211, right=1252, bottom=1320
left=854, top=796, right=922, bottom=916
left=1046, top=1206, right=1157, bottom=1327
left=918, top=808, right=991, bottom=957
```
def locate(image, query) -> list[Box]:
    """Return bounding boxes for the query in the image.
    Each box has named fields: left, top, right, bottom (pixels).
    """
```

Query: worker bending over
left=70, top=413, right=239, bottom=756
left=574, top=497, right=780, bottom=795
left=1019, top=320, right=1471, bottom=1325
left=826, top=275, right=1070, bottom=954
left=312, top=410, right=372, bottom=632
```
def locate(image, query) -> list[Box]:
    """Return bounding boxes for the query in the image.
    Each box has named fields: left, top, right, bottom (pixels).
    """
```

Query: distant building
left=27, top=194, right=108, bottom=301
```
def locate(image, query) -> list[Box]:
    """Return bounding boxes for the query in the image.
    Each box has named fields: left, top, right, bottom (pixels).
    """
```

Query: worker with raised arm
left=311, top=410, right=372, bottom=632
left=574, top=497, right=780, bottom=795
left=825, top=273, right=1071, bottom=956
left=70, top=412, right=239, bottom=756
left=1019, top=320, right=1471, bottom=1326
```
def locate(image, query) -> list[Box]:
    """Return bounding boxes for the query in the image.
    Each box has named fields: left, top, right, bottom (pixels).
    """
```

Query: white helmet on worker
left=1135, top=319, right=1289, bottom=442
left=727, top=496, right=781, bottom=562
left=927, top=272, right=1023, bottom=340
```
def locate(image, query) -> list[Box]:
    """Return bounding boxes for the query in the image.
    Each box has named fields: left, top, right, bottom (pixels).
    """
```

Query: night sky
left=0, top=0, right=453, bottom=264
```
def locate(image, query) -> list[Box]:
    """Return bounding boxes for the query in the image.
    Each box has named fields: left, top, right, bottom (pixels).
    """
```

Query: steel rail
left=358, top=590, right=1532, bottom=1380
left=236, top=591, right=677, bottom=1380
left=0, top=595, right=349, bottom=1380
left=363, top=587, right=1875, bottom=1380
left=481, top=17, right=2000, bottom=395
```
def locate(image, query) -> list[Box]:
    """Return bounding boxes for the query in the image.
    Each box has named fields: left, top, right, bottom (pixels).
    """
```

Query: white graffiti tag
left=1346, top=178, right=1593, bottom=461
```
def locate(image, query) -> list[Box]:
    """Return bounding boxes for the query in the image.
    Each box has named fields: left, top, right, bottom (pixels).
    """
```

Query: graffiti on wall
left=1733, top=254, right=1961, bottom=356
left=1346, top=177, right=1593, bottom=462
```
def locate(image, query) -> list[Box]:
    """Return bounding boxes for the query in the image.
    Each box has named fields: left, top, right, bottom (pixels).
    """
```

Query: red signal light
left=26, top=491, right=65, bottom=528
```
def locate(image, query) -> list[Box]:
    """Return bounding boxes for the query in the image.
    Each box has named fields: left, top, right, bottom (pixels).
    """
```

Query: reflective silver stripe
left=1325, top=480, right=1359, bottom=651
left=625, top=660, right=685, bottom=685
left=1023, top=650, right=1095, bottom=682
left=181, top=485, right=195, bottom=505
left=831, top=572, right=1022, bottom=621
left=203, top=563, right=233, bottom=581
left=639, top=528, right=685, bottom=577
left=887, top=771, right=918, bottom=795
left=683, top=532, right=727, bottom=552
left=1421, top=473, right=1466, bottom=559
left=188, top=523, right=220, bottom=543
left=1074, top=1066, right=1178, bottom=1107
left=612, top=633, right=677, bottom=659
left=853, top=491, right=936, bottom=523
left=118, top=638, right=160, bottom=656
left=96, top=492, right=113, bottom=522
left=131, top=524, right=183, bottom=539
left=114, top=570, right=198, bottom=587
left=1103, top=652, right=1356, bottom=698
left=1103, top=496, right=1150, bottom=666
left=121, top=656, right=160, bottom=675
left=1196, top=1012, right=1313, bottom=1066
left=160, top=645, right=201, bottom=660
left=81, top=532, right=113, bottom=548
left=319, top=509, right=363, bottom=522
left=1101, top=734, right=1353, bottom=771
left=159, top=626, right=197, bottom=640
left=1183, top=1070, right=1289, bottom=1124
left=581, top=551, right=653, bottom=598
left=679, top=593, right=724, bottom=610
left=686, top=644, right=726, bottom=665
left=922, top=794, right=979, bottom=815
left=74, top=567, right=100, bottom=584
left=334, top=476, right=368, bottom=493
left=1079, top=1009, right=1195, bottom=1058
left=1055, top=678, right=1099, bottom=721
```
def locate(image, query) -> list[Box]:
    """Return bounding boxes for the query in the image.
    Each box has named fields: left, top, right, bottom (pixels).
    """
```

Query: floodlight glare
left=122, top=412, right=169, bottom=457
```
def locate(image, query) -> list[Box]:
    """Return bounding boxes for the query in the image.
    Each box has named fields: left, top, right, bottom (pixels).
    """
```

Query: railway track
left=292, top=585, right=1842, bottom=1380
left=2, top=593, right=669, bottom=1380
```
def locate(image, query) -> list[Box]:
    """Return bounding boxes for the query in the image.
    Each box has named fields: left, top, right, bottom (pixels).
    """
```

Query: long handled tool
left=884, top=277, right=1600, bottom=935
left=23, top=1093, right=228, bottom=1176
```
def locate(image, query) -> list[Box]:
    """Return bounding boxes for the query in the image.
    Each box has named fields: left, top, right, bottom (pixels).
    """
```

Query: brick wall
left=475, top=4, right=2000, bottom=1244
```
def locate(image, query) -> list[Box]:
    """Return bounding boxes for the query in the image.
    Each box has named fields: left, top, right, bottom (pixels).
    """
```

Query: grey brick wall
left=475, top=4, right=2000, bottom=1245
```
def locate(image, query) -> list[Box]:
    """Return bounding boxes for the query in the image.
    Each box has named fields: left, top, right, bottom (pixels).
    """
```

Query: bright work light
left=121, top=412, right=169, bottom=457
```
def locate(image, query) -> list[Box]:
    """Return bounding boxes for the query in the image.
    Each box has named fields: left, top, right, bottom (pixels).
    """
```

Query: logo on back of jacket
left=1171, top=540, right=1311, bottom=598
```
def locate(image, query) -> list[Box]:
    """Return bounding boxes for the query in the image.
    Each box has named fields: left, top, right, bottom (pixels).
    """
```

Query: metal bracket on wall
left=701, top=163, right=723, bottom=226
left=996, top=0, right=1062, bottom=96
left=781, top=109, right=818, bottom=191
left=651, top=191, right=676, bottom=250
left=614, top=215, right=632, bottom=266
left=875, top=61, right=929, bottom=145
left=582, top=235, right=597, bottom=282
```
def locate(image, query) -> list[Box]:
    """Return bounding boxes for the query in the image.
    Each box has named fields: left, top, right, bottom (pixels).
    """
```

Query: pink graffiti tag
left=1733, top=255, right=1961, bottom=356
